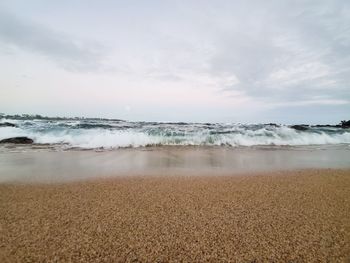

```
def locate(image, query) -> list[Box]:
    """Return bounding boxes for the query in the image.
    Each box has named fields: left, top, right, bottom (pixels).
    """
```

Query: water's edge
left=1, top=146, right=349, bottom=183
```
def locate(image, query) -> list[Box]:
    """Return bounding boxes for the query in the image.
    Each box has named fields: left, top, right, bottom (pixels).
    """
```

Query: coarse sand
left=1, top=169, right=350, bottom=262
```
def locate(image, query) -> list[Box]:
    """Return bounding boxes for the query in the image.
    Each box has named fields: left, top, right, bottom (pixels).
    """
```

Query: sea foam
left=1, top=119, right=350, bottom=149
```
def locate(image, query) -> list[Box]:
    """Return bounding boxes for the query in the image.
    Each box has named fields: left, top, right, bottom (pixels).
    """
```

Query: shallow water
left=0, top=145, right=349, bottom=183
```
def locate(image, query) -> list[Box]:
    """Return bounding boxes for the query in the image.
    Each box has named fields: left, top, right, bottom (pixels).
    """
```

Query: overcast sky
left=0, top=0, right=349, bottom=124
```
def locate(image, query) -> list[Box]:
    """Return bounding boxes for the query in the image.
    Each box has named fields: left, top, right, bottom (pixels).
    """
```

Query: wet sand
left=1, top=169, right=350, bottom=262
left=1, top=145, right=350, bottom=183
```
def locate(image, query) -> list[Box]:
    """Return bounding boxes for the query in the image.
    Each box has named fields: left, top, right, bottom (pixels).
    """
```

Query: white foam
left=33, top=129, right=155, bottom=149
left=0, top=127, right=27, bottom=140
left=1, top=121, right=350, bottom=149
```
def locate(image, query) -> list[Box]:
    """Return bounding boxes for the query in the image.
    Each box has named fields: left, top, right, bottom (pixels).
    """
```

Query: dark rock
left=290, top=125, right=309, bottom=131
left=312, top=120, right=350, bottom=129
left=0, top=137, right=34, bottom=144
left=313, top=124, right=342, bottom=128
left=0, top=122, right=16, bottom=127
left=314, top=124, right=332, bottom=127
left=340, top=120, right=350, bottom=128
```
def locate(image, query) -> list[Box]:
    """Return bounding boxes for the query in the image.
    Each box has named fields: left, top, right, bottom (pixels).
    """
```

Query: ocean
left=1, top=116, right=350, bottom=151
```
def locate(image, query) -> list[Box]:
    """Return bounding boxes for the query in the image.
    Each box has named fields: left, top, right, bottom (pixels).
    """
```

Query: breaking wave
left=1, top=118, right=350, bottom=149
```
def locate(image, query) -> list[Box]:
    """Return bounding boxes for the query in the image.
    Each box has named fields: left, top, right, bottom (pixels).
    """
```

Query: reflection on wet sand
left=0, top=145, right=349, bottom=183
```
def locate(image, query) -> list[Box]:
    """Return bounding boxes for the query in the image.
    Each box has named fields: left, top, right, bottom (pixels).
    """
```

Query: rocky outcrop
left=340, top=120, right=350, bottom=128
left=0, top=122, right=16, bottom=127
left=290, top=125, right=309, bottom=131
left=0, top=137, right=33, bottom=144
left=313, top=124, right=341, bottom=128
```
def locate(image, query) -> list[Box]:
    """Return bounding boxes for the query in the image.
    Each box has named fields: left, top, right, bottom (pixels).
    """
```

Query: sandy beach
left=1, top=169, right=349, bottom=262
left=2, top=0, right=350, bottom=261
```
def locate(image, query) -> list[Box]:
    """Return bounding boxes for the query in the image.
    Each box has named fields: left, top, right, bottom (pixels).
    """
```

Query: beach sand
left=1, top=169, right=350, bottom=262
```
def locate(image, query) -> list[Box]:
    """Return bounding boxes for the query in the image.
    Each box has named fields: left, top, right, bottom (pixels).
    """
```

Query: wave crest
left=1, top=120, right=350, bottom=149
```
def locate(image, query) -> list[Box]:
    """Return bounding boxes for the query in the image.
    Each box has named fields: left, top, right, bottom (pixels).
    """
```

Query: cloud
left=0, top=10, right=106, bottom=71
left=112, top=0, right=350, bottom=109
left=0, top=0, right=348, bottom=123
left=268, top=99, right=349, bottom=108
left=203, top=0, right=350, bottom=106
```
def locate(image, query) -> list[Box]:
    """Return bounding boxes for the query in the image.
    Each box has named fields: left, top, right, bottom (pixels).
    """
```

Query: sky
left=0, top=0, right=349, bottom=124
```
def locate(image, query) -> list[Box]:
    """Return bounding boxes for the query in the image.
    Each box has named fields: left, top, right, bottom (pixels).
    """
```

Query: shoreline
left=1, top=145, right=349, bottom=183
left=1, top=167, right=348, bottom=186
left=1, top=169, right=350, bottom=261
